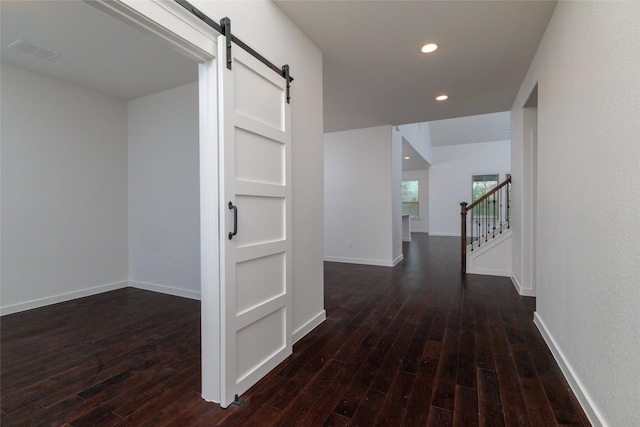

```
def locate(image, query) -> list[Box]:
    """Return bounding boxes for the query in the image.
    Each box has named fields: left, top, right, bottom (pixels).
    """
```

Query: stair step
left=467, top=221, right=511, bottom=252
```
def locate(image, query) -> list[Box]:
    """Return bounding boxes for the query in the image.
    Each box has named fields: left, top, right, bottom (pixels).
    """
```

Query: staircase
left=460, top=177, right=512, bottom=276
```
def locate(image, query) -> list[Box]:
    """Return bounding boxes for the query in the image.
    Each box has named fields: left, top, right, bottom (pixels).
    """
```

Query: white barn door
left=217, top=35, right=292, bottom=407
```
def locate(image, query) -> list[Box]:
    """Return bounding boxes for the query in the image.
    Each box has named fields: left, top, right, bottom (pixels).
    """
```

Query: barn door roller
left=175, top=0, right=294, bottom=103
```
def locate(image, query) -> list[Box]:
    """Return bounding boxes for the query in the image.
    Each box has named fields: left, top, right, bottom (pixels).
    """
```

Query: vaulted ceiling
left=274, top=0, right=556, bottom=133
left=1, top=1, right=555, bottom=141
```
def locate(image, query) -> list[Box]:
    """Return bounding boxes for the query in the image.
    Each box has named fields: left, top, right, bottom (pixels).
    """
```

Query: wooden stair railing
left=460, top=176, right=511, bottom=273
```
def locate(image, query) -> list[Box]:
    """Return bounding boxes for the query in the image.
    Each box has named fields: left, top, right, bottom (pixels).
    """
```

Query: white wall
left=324, top=125, right=400, bottom=266
left=511, top=2, right=640, bottom=426
left=1, top=1, right=325, bottom=342
left=429, top=140, right=510, bottom=236
left=402, top=169, right=429, bottom=233
left=0, top=63, right=129, bottom=314
left=196, top=1, right=325, bottom=339
left=128, top=82, right=200, bottom=300
left=391, top=128, right=402, bottom=262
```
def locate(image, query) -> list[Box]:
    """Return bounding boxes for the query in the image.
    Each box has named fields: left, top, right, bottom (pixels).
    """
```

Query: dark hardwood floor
left=1, top=235, right=590, bottom=426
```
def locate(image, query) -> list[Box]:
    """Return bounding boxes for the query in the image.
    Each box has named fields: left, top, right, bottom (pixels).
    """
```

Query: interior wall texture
left=0, top=63, right=129, bottom=313
left=128, top=82, right=200, bottom=299
left=391, top=128, right=402, bottom=263
left=1, top=1, right=325, bottom=340
left=195, top=1, right=326, bottom=338
left=428, top=140, right=510, bottom=236
left=324, top=125, right=396, bottom=266
left=511, top=2, right=640, bottom=425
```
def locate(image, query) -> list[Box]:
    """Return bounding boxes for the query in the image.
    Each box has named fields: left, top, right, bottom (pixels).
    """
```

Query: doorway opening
left=523, top=84, right=538, bottom=297
left=0, top=0, right=216, bottom=402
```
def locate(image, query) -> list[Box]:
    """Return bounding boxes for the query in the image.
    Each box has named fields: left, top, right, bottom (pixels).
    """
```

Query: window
left=402, top=180, right=419, bottom=217
left=472, top=174, right=499, bottom=217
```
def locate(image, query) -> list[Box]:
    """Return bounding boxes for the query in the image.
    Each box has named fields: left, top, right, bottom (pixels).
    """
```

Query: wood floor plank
left=214, top=372, right=287, bottom=426
left=368, top=310, right=419, bottom=394
left=348, top=389, right=386, bottom=426
left=453, top=385, right=479, bottom=427
left=495, top=354, right=532, bottom=427
left=427, top=405, right=454, bottom=427
left=136, top=389, right=204, bottom=427
left=0, top=235, right=591, bottom=426
left=332, top=358, right=381, bottom=418
left=430, top=327, right=461, bottom=412
left=512, top=348, right=560, bottom=426
left=399, top=308, right=435, bottom=374
left=522, top=328, right=588, bottom=421
left=322, top=412, right=351, bottom=427
left=293, top=356, right=359, bottom=426
left=402, top=356, right=439, bottom=426
left=373, top=370, right=416, bottom=427
left=474, top=301, right=497, bottom=372
left=477, top=368, right=506, bottom=427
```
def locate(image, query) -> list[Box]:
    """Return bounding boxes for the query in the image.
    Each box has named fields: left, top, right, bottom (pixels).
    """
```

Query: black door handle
left=228, top=201, right=238, bottom=240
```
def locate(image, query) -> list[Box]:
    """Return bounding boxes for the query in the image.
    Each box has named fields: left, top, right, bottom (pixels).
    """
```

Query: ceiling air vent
left=8, top=39, right=61, bottom=60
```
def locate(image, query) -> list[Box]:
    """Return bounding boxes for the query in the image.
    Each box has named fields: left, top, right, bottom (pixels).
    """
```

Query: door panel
left=234, top=60, right=285, bottom=129
left=218, top=35, right=292, bottom=407
left=236, top=307, right=286, bottom=382
left=234, top=195, right=285, bottom=247
left=236, top=252, right=285, bottom=315
left=235, top=128, right=285, bottom=185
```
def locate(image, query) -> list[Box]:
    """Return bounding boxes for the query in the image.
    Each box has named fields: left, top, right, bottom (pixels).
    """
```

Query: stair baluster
left=460, top=176, right=512, bottom=273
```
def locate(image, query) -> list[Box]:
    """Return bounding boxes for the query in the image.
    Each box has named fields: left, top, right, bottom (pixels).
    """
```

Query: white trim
left=129, top=281, right=200, bottom=300
left=90, top=0, right=215, bottom=62
left=533, top=313, right=606, bottom=427
left=0, top=281, right=128, bottom=316
left=510, top=274, right=536, bottom=297
left=465, top=229, right=512, bottom=277
left=467, top=267, right=511, bottom=277
left=429, top=232, right=460, bottom=237
left=198, top=58, right=220, bottom=403
left=293, top=310, right=326, bottom=344
left=99, top=0, right=221, bottom=404
left=324, top=255, right=402, bottom=267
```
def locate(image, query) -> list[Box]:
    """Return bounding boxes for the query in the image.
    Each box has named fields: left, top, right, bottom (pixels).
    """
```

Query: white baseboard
left=510, top=275, right=536, bottom=297
left=468, top=267, right=511, bottom=277
left=0, top=280, right=129, bottom=316
left=324, top=255, right=399, bottom=267
left=533, top=313, right=605, bottom=427
left=428, top=232, right=460, bottom=237
left=129, top=281, right=200, bottom=300
left=293, top=309, right=326, bottom=344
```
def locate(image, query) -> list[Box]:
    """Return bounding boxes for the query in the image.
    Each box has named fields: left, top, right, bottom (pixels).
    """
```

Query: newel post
left=460, top=202, right=468, bottom=274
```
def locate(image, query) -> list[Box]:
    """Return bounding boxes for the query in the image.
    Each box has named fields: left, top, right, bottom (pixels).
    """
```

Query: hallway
left=1, top=235, right=589, bottom=425
left=256, top=234, right=589, bottom=426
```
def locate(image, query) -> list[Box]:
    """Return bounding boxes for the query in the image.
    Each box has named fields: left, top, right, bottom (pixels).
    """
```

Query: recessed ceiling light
left=404, top=156, right=411, bottom=160
left=436, top=95, right=449, bottom=101
left=421, top=43, right=438, bottom=54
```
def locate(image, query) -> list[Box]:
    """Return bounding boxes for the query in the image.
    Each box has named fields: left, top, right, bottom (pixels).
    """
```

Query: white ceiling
left=0, top=0, right=197, bottom=101
left=400, top=111, right=511, bottom=170
left=428, top=111, right=511, bottom=147
left=401, top=138, right=429, bottom=171
left=2, top=0, right=549, bottom=163
left=274, top=0, right=556, bottom=133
